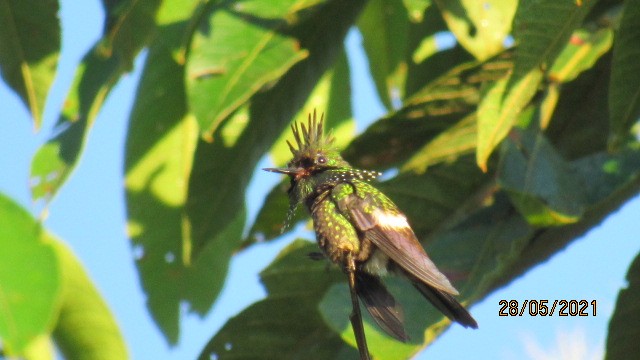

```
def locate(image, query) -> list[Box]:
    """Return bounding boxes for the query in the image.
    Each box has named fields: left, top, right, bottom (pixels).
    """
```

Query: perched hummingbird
left=264, top=111, right=477, bottom=359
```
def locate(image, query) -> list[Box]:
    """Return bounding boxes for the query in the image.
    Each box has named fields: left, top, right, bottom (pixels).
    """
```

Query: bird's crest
left=286, top=109, right=334, bottom=158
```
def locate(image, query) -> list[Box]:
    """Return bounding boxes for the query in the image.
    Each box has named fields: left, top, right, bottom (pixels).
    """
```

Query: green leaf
left=198, top=240, right=357, bottom=360
left=124, top=38, right=199, bottom=343
left=545, top=51, right=611, bottom=159
left=0, top=194, right=60, bottom=356
left=402, top=0, right=431, bottom=22
left=0, top=0, right=60, bottom=128
left=498, top=127, right=586, bottom=226
left=510, top=0, right=595, bottom=85
left=476, top=68, right=543, bottom=172
left=401, top=113, right=476, bottom=174
left=185, top=1, right=312, bottom=138
left=606, top=251, right=640, bottom=360
left=30, top=0, right=162, bottom=204
left=548, top=27, right=613, bottom=84
left=100, top=0, right=162, bottom=70
left=435, top=0, right=516, bottom=61
left=609, top=0, right=640, bottom=148
left=49, top=236, right=128, bottom=360
left=358, top=0, right=409, bottom=108
left=30, top=50, right=121, bottom=204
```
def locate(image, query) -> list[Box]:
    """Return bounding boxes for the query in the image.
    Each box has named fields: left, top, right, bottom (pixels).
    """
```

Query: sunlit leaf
left=548, top=27, right=613, bottom=84
left=435, top=0, right=516, bottom=61
left=50, top=236, right=128, bottom=360
left=476, top=68, right=543, bottom=172
left=0, top=194, right=60, bottom=356
left=185, top=1, right=313, bottom=138
left=0, top=0, right=60, bottom=128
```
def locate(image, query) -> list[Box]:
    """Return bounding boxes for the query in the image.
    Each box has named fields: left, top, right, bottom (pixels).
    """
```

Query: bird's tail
left=411, top=279, right=478, bottom=329
left=355, top=272, right=409, bottom=342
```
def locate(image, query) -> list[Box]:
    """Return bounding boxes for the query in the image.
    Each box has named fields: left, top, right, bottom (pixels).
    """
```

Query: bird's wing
left=335, top=182, right=459, bottom=295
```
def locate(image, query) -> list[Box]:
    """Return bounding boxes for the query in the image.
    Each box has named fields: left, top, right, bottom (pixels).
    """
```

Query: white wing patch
left=373, top=209, right=410, bottom=230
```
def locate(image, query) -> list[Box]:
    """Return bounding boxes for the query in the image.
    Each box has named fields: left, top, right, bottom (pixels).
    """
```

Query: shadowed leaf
left=606, top=251, right=640, bottom=360
left=608, top=0, right=640, bottom=148
left=0, top=0, right=60, bottom=128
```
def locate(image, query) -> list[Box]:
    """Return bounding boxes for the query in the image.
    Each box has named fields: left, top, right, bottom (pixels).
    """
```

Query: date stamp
left=498, top=299, right=597, bottom=317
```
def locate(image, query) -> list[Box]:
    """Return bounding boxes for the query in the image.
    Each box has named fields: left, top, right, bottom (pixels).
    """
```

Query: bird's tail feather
left=355, top=272, right=409, bottom=342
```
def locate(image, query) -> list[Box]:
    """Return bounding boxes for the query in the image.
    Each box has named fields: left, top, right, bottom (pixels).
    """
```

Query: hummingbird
left=264, top=111, right=477, bottom=359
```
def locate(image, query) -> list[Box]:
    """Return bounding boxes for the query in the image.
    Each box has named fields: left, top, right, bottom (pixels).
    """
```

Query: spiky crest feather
left=286, top=109, right=335, bottom=159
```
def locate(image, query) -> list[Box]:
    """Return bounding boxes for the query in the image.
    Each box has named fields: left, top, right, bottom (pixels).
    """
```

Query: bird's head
left=264, top=110, right=350, bottom=205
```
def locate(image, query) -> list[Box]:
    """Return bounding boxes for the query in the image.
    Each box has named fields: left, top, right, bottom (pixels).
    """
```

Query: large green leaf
left=608, top=0, right=640, bottom=147
left=0, top=194, right=60, bottom=356
left=435, top=0, right=516, bottom=61
left=358, top=0, right=409, bottom=109
left=0, top=194, right=126, bottom=359
left=50, top=236, right=128, bottom=360
left=0, top=0, right=60, bottom=128
left=546, top=50, right=612, bottom=160
left=185, top=0, right=315, bottom=138
left=606, top=251, right=640, bottom=360
left=498, top=127, right=586, bottom=226
left=540, top=27, right=613, bottom=129
left=198, top=240, right=357, bottom=360
left=510, top=0, right=596, bottom=85
left=475, top=68, right=542, bottom=172
left=30, top=0, right=161, bottom=205
left=477, top=0, right=599, bottom=167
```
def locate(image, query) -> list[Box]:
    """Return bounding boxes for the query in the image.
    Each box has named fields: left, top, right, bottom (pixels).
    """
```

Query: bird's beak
left=262, top=167, right=300, bottom=175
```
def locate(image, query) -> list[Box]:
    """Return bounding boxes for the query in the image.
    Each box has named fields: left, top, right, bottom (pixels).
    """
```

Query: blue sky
left=1, top=1, right=639, bottom=359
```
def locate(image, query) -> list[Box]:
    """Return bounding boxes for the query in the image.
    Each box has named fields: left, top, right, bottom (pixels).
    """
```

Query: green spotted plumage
left=264, top=111, right=477, bottom=358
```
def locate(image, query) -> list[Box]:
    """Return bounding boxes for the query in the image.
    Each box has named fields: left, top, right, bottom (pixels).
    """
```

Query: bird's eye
left=317, top=155, right=327, bottom=164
